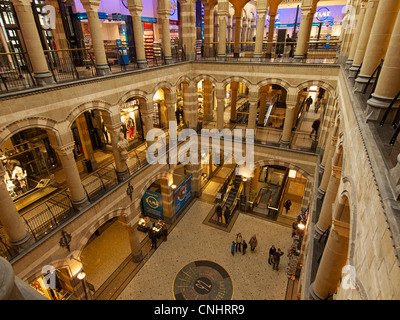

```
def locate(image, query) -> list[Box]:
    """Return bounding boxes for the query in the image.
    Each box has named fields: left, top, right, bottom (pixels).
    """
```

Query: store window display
left=120, top=98, right=144, bottom=147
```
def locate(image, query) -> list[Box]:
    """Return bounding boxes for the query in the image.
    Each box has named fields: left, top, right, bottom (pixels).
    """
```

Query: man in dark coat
left=310, top=118, right=321, bottom=138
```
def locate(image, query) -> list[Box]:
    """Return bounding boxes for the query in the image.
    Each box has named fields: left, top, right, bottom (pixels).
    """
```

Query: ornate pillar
left=216, top=84, right=226, bottom=130
left=203, top=80, right=213, bottom=121
left=310, top=217, right=350, bottom=300
left=257, top=88, right=269, bottom=126
left=366, top=7, right=400, bottom=123
left=354, top=0, right=400, bottom=93
left=265, top=14, right=276, bottom=58
left=160, top=174, right=176, bottom=225
left=217, top=0, right=229, bottom=60
left=280, top=104, right=296, bottom=148
left=247, top=88, right=259, bottom=131
left=0, top=162, right=32, bottom=251
left=127, top=222, right=143, bottom=262
left=52, top=142, right=89, bottom=210
left=346, top=0, right=368, bottom=69
left=203, top=4, right=214, bottom=57
left=165, top=88, right=177, bottom=123
left=318, top=136, right=338, bottom=196
left=349, top=0, right=379, bottom=77
left=233, top=13, right=242, bottom=58
left=180, top=0, right=196, bottom=61
left=11, top=0, right=54, bottom=85
left=253, top=6, right=267, bottom=60
left=81, top=0, right=110, bottom=75
left=127, top=0, right=148, bottom=69
left=183, top=82, right=197, bottom=130
left=158, top=0, right=172, bottom=64
left=293, top=1, right=317, bottom=61
left=230, top=82, right=239, bottom=122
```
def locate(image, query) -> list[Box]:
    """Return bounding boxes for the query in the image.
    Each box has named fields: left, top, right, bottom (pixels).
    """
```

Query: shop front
left=1, top=128, right=60, bottom=210
left=120, top=98, right=145, bottom=149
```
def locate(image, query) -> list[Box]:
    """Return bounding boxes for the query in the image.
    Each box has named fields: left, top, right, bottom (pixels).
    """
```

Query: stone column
left=349, top=0, right=379, bottom=77
left=310, top=218, right=350, bottom=300
left=293, top=2, right=316, bottom=61
left=0, top=162, right=32, bottom=251
left=127, top=223, right=143, bottom=262
left=346, top=1, right=368, bottom=69
left=366, top=7, right=400, bottom=123
left=183, top=82, right=198, bottom=130
left=233, top=14, right=242, bottom=58
left=257, top=89, right=268, bottom=126
left=103, top=122, right=130, bottom=182
left=75, top=113, right=98, bottom=172
left=158, top=0, right=172, bottom=64
left=180, top=0, right=196, bottom=61
left=52, top=142, right=89, bottom=210
left=265, top=15, right=276, bottom=58
left=203, top=5, right=214, bottom=57
left=141, top=110, right=155, bottom=146
left=127, top=0, right=148, bottom=69
left=318, top=136, right=338, bottom=196
left=81, top=0, right=110, bottom=75
left=11, top=0, right=54, bottom=85
left=165, top=88, right=177, bottom=123
left=217, top=0, right=229, bottom=60
left=203, top=80, right=213, bottom=121
left=253, top=9, right=267, bottom=60
left=160, top=174, right=176, bottom=224
left=315, top=164, right=342, bottom=235
left=247, top=90, right=259, bottom=131
left=230, top=82, right=239, bottom=122
left=280, top=101, right=297, bottom=148
left=216, top=85, right=226, bottom=130
left=354, top=0, right=400, bottom=93
left=186, top=164, right=202, bottom=197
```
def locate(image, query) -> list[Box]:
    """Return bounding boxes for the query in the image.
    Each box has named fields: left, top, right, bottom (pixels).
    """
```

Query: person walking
left=242, top=240, right=248, bottom=255
left=236, top=233, right=242, bottom=252
left=231, top=241, right=235, bottom=256
left=283, top=199, right=292, bottom=214
left=310, top=118, right=321, bottom=139
left=272, top=248, right=284, bottom=271
left=249, top=235, right=258, bottom=252
left=268, top=245, right=276, bottom=265
left=305, top=96, right=313, bottom=112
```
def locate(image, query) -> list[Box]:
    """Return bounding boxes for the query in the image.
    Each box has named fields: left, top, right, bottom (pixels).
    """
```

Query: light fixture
left=298, top=222, right=305, bottom=230
left=77, top=272, right=86, bottom=280
left=171, top=184, right=177, bottom=189
left=242, top=177, right=247, bottom=182
left=288, top=169, right=297, bottom=178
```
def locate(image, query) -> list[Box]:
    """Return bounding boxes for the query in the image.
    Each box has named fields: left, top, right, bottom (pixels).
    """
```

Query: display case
left=143, top=23, right=154, bottom=60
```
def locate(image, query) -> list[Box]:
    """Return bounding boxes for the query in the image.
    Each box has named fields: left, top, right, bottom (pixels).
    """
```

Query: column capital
left=332, top=219, right=350, bottom=238
left=80, top=0, right=101, bottom=11
left=51, top=142, right=76, bottom=156
left=332, top=165, right=342, bottom=179
left=9, top=0, right=32, bottom=7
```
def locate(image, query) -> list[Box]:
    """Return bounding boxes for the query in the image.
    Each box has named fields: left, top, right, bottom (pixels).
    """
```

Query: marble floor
left=117, top=198, right=293, bottom=300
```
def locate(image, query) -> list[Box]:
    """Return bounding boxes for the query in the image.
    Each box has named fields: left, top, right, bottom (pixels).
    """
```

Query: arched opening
left=79, top=215, right=135, bottom=293
left=251, top=164, right=307, bottom=224
left=152, top=88, right=169, bottom=130
left=1, top=127, right=60, bottom=210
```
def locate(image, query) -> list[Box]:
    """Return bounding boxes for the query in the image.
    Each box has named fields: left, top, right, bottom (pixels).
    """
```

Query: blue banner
left=174, top=174, right=192, bottom=216
left=143, top=190, right=163, bottom=219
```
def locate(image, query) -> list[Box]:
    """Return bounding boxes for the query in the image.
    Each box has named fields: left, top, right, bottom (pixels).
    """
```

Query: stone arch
left=117, top=89, right=149, bottom=107
left=65, top=100, right=113, bottom=128
left=174, top=75, right=193, bottom=87
left=192, top=74, right=218, bottom=86
left=74, top=208, right=130, bottom=259
left=0, top=117, right=61, bottom=148
left=254, top=158, right=312, bottom=180
left=222, top=76, right=252, bottom=89
left=256, top=78, right=292, bottom=93
left=295, top=79, right=336, bottom=98
left=151, top=81, right=175, bottom=96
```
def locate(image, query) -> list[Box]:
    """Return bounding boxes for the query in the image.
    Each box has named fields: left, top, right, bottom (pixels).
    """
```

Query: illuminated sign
left=170, top=0, right=177, bottom=17
left=315, top=7, right=331, bottom=22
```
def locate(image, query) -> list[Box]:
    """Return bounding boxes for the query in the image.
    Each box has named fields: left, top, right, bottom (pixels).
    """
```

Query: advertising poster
left=143, top=189, right=164, bottom=219
left=174, top=174, right=192, bottom=216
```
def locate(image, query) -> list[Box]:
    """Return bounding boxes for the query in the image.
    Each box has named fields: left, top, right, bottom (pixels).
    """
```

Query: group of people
left=229, top=234, right=285, bottom=271
left=231, top=233, right=258, bottom=256
left=268, top=245, right=285, bottom=271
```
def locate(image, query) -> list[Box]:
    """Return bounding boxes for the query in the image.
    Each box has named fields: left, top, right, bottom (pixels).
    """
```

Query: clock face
left=121, top=0, right=128, bottom=9
left=173, top=260, right=234, bottom=300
